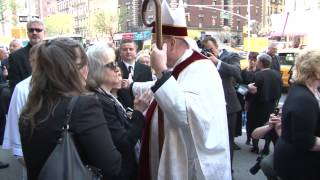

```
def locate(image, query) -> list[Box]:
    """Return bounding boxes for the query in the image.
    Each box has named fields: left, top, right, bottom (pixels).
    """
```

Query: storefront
left=113, top=31, right=152, bottom=50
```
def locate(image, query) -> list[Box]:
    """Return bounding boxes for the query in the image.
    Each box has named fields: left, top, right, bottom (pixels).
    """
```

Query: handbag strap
left=63, top=96, right=79, bottom=130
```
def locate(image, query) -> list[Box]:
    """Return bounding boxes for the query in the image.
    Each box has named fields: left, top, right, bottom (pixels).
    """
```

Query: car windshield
left=278, top=53, right=295, bottom=66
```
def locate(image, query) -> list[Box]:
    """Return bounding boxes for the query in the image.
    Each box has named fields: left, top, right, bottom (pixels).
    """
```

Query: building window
left=237, top=20, right=240, bottom=31
left=237, top=7, right=240, bottom=14
left=186, top=12, right=190, bottom=22
left=212, top=0, right=217, bottom=5
left=212, top=16, right=216, bottom=26
left=224, top=19, right=229, bottom=26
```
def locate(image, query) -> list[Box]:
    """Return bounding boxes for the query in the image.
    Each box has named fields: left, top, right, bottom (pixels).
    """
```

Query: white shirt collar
left=218, top=49, right=224, bottom=57
left=123, top=61, right=135, bottom=71
left=172, top=48, right=193, bottom=70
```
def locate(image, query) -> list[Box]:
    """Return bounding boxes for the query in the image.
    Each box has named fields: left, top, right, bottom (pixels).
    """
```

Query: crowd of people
left=0, top=1, right=320, bottom=180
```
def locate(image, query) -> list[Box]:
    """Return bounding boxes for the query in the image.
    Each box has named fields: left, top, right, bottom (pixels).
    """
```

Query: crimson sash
left=138, top=51, right=207, bottom=180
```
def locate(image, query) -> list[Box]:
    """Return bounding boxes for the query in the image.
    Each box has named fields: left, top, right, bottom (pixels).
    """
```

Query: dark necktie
left=128, top=66, right=133, bottom=74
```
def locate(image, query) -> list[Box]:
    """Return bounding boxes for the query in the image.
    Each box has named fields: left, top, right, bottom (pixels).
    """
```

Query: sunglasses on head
left=28, top=28, right=43, bottom=33
left=104, top=61, right=118, bottom=69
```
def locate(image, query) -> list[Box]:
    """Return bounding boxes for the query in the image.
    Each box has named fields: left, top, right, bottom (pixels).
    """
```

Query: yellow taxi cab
left=240, top=58, right=249, bottom=70
left=278, top=48, right=300, bottom=89
left=239, top=49, right=299, bottom=89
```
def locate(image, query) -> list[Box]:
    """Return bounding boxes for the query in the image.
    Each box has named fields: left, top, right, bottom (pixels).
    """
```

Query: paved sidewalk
left=0, top=131, right=268, bottom=180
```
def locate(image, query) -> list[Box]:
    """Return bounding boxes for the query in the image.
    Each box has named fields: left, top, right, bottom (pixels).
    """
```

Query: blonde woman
left=274, top=49, right=320, bottom=180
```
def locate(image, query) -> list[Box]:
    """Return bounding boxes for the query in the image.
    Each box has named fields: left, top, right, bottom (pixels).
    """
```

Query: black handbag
left=38, top=96, right=102, bottom=180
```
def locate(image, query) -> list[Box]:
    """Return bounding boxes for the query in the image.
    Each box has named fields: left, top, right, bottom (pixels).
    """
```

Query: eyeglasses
left=28, top=28, right=43, bottom=33
left=104, top=61, right=118, bottom=70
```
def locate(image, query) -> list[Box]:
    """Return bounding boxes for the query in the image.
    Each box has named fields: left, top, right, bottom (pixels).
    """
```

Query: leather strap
left=63, top=96, right=79, bottom=130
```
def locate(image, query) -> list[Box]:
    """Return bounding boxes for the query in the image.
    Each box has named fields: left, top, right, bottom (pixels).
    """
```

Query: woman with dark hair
left=19, top=38, right=122, bottom=180
left=274, top=49, right=320, bottom=180
left=241, top=52, right=259, bottom=146
left=86, top=43, right=152, bottom=180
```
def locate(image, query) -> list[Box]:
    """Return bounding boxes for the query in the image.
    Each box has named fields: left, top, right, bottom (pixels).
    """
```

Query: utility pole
left=27, top=0, right=32, bottom=20
left=247, top=0, right=251, bottom=52
left=39, top=0, right=43, bottom=20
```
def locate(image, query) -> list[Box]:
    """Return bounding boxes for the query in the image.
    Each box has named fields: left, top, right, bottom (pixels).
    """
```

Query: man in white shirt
left=117, top=40, right=153, bottom=108
left=2, top=76, right=31, bottom=179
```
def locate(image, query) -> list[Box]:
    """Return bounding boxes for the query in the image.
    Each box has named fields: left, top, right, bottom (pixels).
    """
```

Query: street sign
left=19, top=16, right=40, bottom=22
left=134, top=32, right=144, bottom=40
left=122, top=32, right=134, bottom=40
left=220, top=12, right=230, bottom=20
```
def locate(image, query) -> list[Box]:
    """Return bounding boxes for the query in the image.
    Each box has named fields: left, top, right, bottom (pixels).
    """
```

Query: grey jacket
left=218, top=49, right=242, bottom=114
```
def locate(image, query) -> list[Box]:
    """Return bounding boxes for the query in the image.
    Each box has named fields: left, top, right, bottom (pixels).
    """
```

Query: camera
left=201, top=48, right=213, bottom=57
left=196, top=39, right=213, bottom=57
left=249, top=154, right=265, bottom=175
left=274, top=107, right=280, bottom=116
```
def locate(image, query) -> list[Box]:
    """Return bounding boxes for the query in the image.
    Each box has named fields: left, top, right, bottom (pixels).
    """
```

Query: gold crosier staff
left=141, top=0, right=162, bottom=49
left=141, top=0, right=165, bottom=157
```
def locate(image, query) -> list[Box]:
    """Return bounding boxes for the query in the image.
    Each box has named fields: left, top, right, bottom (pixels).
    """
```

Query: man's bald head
left=0, top=48, right=8, bottom=60
left=268, top=42, right=278, bottom=56
left=9, top=39, right=22, bottom=53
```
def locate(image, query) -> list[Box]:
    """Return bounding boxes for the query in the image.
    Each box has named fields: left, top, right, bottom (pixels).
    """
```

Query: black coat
left=274, top=84, right=320, bottom=180
left=20, top=95, right=122, bottom=180
left=95, top=89, right=145, bottom=180
left=118, top=61, right=153, bottom=82
left=247, top=69, right=282, bottom=132
left=218, top=50, right=242, bottom=113
left=0, top=59, right=8, bottom=83
left=268, top=53, right=281, bottom=72
left=118, top=61, right=153, bottom=108
left=8, top=43, right=32, bottom=91
left=0, top=67, right=4, bottom=83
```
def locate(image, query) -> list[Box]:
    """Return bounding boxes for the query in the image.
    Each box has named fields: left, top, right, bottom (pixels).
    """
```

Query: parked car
left=278, top=48, right=300, bottom=89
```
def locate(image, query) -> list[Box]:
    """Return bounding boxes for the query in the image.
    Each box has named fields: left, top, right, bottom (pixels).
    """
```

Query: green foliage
left=93, top=10, right=117, bottom=37
left=118, top=6, right=128, bottom=32
left=0, top=0, right=4, bottom=20
left=44, top=13, right=74, bottom=37
left=9, top=0, right=19, bottom=25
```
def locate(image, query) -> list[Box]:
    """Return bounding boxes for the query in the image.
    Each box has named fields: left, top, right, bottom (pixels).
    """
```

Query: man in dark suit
left=0, top=65, right=9, bottom=169
left=8, top=18, right=45, bottom=92
left=247, top=53, right=282, bottom=154
left=117, top=40, right=153, bottom=108
left=267, top=43, right=280, bottom=72
left=118, top=39, right=153, bottom=83
left=0, top=20, right=44, bottom=170
left=203, top=37, right=242, bottom=172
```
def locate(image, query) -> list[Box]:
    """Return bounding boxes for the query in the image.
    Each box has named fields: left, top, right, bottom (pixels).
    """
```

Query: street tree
left=93, top=10, right=118, bottom=39
left=9, top=0, right=19, bottom=25
left=250, top=20, right=261, bottom=35
left=44, top=13, right=73, bottom=37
